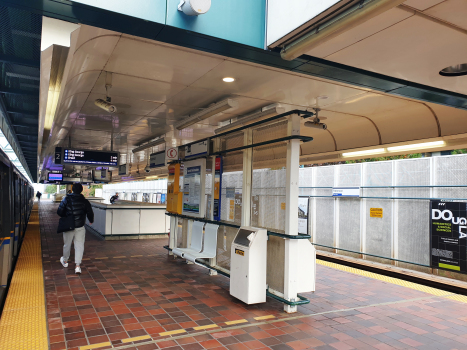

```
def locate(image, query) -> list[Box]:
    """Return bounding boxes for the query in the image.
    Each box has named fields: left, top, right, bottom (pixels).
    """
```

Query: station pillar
left=284, top=114, right=301, bottom=313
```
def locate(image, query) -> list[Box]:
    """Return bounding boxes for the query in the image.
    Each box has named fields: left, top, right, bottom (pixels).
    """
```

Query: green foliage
left=451, top=149, right=467, bottom=155
left=45, top=185, right=57, bottom=194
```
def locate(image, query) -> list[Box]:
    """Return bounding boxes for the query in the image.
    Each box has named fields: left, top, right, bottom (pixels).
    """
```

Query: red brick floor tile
left=88, top=335, right=110, bottom=344
left=200, top=339, right=223, bottom=349
left=50, top=341, right=67, bottom=350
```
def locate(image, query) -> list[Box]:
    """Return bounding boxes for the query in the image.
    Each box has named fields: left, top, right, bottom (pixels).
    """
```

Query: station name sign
left=332, top=187, right=360, bottom=197
left=61, top=148, right=119, bottom=166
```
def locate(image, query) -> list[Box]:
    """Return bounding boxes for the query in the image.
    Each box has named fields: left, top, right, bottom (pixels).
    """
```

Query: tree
left=45, top=185, right=57, bottom=194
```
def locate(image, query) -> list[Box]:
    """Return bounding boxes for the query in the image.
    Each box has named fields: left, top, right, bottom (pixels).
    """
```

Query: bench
left=184, top=223, right=219, bottom=266
left=172, top=221, right=205, bottom=258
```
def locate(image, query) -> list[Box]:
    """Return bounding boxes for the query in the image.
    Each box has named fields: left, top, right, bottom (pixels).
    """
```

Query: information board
left=182, top=159, right=206, bottom=217
left=48, top=173, right=63, bottom=182
left=213, top=156, right=222, bottom=221
left=298, top=197, right=309, bottom=234
left=431, top=200, right=467, bottom=273
left=63, top=149, right=118, bottom=166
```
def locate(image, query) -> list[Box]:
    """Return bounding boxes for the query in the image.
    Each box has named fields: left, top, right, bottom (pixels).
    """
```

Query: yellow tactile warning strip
left=316, top=259, right=465, bottom=300
left=0, top=205, right=48, bottom=350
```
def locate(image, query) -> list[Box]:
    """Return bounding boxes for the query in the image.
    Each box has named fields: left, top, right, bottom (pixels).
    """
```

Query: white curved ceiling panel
left=191, top=60, right=367, bottom=108
left=62, top=71, right=101, bottom=101
left=403, top=0, right=445, bottom=11
left=91, top=71, right=186, bottom=103
left=306, top=7, right=413, bottom=59
left=369, top=103, right=439, bottom=144
left=426, top=102, right=467, bottom=136
left=67, top=35, right=121, bottom=81
left=104, top=37, right=224, bottom=86
left=425, top=0, right=467, bottom=31
left=318, top=111, right=380, bottom=150
left=300, top=130, right=337, bottom=155
left=325, top=16, right=467, bottom=95
left=80, top=93, right=161, bottom=117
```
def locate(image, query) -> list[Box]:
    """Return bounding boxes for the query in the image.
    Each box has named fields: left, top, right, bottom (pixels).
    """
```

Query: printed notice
left=183, top=166, right=201, bottom=213
left=370, top=208, right=383, bottom=218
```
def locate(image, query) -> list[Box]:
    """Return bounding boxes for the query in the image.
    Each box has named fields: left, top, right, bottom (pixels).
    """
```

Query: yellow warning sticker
left=370, top=208, right=383, bottom=218
left=235, top=249, right=244, bottom=256
left=281, top=203, right=285, bottom=210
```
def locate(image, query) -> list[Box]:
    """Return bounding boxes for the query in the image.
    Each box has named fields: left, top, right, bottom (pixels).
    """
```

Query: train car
left=0, top=147, right=34, bottom=309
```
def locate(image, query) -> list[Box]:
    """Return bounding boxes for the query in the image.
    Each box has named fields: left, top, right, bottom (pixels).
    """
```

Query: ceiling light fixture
left=132, top=138, right=166, bottom=153
left=439, top=64, right=467, bottom=77
left=342, top=148, right=386, bottom=157
left=174, top=99, right=238, bottom=130
left=223, top=77, right=235, bottom=82
left=387, top=141, right=445, bottom=152
left=214, top=105, right=285, bottom=134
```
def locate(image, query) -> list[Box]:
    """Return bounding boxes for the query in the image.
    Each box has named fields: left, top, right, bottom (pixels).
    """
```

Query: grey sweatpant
left=63, top=226, right=86, bottom=264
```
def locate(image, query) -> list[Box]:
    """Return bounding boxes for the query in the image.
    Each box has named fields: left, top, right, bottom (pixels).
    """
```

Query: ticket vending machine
left=230, top=226, right=267, bottom=304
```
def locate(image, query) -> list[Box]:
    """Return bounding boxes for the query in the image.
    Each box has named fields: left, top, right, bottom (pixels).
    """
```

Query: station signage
left=185, top=140, right=208, bottom=158
left=431, top=200, right=467, bottom=274
left=332, top=187, right=360, bottom=197
left=149, top=151, right=165, bottom=168
left=63, top=148, right=118, bottom=166
left=166, top=147, right=179, bottom=162
left=54, top=147, right=62, bottom=164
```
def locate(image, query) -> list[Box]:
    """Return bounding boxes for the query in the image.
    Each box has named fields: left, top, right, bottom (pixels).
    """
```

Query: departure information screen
left=63, top=149, right=118, bottom=166
left=48, top=173, right=63, bottom=181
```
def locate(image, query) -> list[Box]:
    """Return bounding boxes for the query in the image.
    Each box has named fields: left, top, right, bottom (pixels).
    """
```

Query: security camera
left=304, top=121, right=327, bottom=130
left=95, top=98, right=117, bottom=113
left=144, top=165, right=151, bottom=173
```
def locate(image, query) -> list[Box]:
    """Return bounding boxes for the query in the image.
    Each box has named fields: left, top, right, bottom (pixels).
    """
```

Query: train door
left=0, top=160, right=12, bottom=290
left=13, top=174, right=20, bottom=257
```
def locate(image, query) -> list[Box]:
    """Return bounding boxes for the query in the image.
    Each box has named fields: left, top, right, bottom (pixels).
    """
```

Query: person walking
left=36, top=191, right=42, bottom=201
left=57, top=183, right=94, bottom=274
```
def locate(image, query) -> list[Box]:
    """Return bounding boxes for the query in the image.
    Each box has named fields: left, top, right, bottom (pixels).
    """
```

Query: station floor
left=4, top=201, right=467, bottom=350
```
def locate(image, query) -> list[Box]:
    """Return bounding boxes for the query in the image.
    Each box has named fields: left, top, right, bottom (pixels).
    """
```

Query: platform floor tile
left=37, top=201, right=467, bottom=350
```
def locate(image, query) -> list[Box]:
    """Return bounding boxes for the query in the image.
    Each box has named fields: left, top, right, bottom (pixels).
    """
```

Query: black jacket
left=57, top=193, right=94, bottom=228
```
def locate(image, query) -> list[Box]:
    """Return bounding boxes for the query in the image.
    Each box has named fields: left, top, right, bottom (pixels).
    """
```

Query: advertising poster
left=161, top=193, right=166, bottom=204
left=213, top=156, right=222, bottom=221
left=183, top=165, right=201, bottom=213
left=298, top=197, right=309, bottom=235
left=431, top=200, right=467, bottom=273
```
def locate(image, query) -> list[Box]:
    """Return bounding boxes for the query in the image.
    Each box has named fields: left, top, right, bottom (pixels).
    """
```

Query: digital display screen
left=63, top=149, right=118, bottom=166
left=48, top=173, right=63, bottom=181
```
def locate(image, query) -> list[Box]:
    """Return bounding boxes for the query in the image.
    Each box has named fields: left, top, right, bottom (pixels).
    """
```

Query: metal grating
left=0, top=5, right=41, bottom=181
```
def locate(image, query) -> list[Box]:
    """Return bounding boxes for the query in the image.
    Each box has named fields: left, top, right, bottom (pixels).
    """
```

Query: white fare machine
left=230, top=226, right=267, bottom=304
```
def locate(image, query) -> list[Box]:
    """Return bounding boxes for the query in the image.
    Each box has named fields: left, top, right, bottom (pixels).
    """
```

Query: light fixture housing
left=439, top=64, right=467, bottom=77
left=214, top=106, right=285, bottom=134
left=387, top=141, right=445, bottom=152
left=223, top=77, right=235, bottom=82
left=175, top=99, right=238, bottom=130
left=342, top=148, right=386, bottom=157
left=132, top=138, right=166, bottom=153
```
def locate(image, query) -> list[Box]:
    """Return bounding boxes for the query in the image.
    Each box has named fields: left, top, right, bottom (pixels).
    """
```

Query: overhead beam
left=0, top=87, right=38, bottom=96
left=7, top=108, right=38, bottom=116
left=0, top=53, right=40, bottom=68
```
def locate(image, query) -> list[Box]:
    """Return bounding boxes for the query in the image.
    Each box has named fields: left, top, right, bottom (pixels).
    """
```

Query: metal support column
left=242, top=129, right=253, bottom=227
left=284, top=114, right=301, bottom=313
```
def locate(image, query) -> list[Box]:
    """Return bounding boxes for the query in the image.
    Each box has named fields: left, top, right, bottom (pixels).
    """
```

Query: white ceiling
left=304, top=0, right=467, bottom=95
left=39, top=24, right=467, bottom=177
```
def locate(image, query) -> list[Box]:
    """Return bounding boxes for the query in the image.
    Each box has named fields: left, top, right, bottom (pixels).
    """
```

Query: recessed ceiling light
left=317, top=95, right=328, bottom=99
left=223, top=77, right=235, bottom=82
left=439, top=63, right=467, bottom=77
